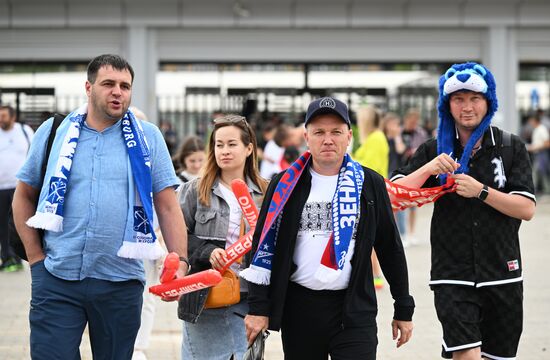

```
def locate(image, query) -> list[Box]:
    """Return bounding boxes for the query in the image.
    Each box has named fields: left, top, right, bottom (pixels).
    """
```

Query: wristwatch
left=179, top=256, right=191, bottom=274
left=478, top=184, right=489, bottom=201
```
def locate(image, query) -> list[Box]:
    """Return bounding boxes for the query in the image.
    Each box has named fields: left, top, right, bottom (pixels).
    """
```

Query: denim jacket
left=177, top=176, right=264, bottom=323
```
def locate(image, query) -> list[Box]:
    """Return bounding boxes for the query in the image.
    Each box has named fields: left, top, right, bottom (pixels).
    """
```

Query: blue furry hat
left=437, top=62, right=498, bottom=183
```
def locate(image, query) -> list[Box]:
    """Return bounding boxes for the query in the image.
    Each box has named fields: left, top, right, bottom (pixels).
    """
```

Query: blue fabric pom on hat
left=436, top=62, right=498, bottom=183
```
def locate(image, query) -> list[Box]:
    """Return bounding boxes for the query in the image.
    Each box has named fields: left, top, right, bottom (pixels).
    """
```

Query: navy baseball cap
left=304, top=97, right=351, bottom=128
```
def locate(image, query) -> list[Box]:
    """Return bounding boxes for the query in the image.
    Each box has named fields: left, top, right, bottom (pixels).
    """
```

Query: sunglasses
left=213, top=115, right=247, bottom=125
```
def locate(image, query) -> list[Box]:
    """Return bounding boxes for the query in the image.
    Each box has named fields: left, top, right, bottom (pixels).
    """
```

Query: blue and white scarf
left=240, top=152, right=364, bottom=285
left=26, top=103, right=164, bottom=260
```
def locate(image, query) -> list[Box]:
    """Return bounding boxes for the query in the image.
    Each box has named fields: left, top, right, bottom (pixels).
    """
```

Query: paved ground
left=1, top=197, right=549, bottom=359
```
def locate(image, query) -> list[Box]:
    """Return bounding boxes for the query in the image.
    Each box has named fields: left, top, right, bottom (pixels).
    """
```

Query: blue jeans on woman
left=182, top=299, right=248, bottom=360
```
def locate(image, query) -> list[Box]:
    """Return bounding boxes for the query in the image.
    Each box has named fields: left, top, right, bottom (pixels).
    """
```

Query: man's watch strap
left=478, top=184, right=489, bottom=201
left=179, top=256, right=191, bottom=274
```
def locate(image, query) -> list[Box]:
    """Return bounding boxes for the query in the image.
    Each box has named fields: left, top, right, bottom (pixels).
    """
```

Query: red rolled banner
left=220, top=229, right=254, bottom=273
left=149, top=179, right=260, bottom=298
left=385, top=177, right=457, bottom=212
left=159, top=252, right=180, bottom=284
left=231, top=178, right=259, bottom=228
left=149, top=269, right=222, bottom=298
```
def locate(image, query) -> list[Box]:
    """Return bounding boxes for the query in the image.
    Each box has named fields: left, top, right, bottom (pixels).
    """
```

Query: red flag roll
left=159, top=252, right=180, bottom=284
left=231, top=179, right=259, bottom=228
left=149, top=269, right=222, bottom=298
left=385, top=178, right=456, bottom=212
left=220, top=229, right=254, bottom=273
left=213, top=178, right=259, bottom=272
left=149, top=180, right=260, bottom=298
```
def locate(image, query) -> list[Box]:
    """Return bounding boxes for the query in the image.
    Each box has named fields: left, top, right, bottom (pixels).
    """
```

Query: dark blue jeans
left=29, top=260, right=143, bottom=360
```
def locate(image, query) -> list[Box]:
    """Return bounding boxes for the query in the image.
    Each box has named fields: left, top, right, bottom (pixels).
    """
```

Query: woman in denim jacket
left=177, top=115, right=267, bottom=360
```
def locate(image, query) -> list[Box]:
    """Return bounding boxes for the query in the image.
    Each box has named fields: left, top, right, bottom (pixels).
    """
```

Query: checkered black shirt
left=391, top=126, right=535, bottom=287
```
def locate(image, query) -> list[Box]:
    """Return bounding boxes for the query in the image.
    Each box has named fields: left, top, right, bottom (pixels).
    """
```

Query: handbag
left=204, top=214, right=246, bottom=309
left=7, top=114, right=64, bottom=261
left=242, top=330, right=269, bottom=360
left=204, top=269, right=240, bottom=309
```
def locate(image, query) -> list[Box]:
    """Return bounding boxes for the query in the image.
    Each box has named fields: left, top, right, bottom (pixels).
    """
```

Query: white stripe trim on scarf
left=481, top=352, right=516, bottom=360
left=476, top=276, right=523, bottom=288
left=442, top=339, right=482, bottom=352
left=26, top=105, right=85, bottom=232
left=26, top=213, right=64, bottom=232
left=27, top=104, right=163, bottom=260
left=429, top=279, right=475, bottom=286
left=117, top=241, right=165, bottom=260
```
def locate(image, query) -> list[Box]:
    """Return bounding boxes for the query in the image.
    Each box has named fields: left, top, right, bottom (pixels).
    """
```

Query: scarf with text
left=240, top=151, right=364, bottom=285
left=26, top=103, right=164, bottom=260
left=386, top=177, right=456, bottom=211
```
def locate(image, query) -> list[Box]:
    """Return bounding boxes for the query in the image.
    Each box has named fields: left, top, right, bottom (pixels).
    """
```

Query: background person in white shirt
left=0, top=105, right=33, bottom=272
left=527, top=114, right=550, bottom=193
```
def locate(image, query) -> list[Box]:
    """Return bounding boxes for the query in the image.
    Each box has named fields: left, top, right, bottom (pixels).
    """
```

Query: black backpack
left=8, top=114, right=64, bottom=261
left=493, top=126, right=513, bottom=175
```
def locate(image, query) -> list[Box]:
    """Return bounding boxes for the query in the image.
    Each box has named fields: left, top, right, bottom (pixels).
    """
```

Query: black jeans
left=0, top=188, right=18, bottom=263
left=281, top=281, right=378, bottom=360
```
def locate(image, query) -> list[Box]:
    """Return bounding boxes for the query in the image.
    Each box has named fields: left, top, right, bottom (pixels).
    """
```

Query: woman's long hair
left=198, top=114, right=267, bottom=206
left=173, top=135, right=205, bottom=173
left=357, top=105, right=380, bottom=142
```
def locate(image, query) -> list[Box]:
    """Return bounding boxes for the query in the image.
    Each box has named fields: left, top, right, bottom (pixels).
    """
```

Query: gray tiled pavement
left=1, top=198, right=549, bottom=359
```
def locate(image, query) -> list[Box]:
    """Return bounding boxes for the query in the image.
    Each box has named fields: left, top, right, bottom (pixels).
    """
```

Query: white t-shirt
left=531, top=124, right=549, bottom=152
left=260, top=140, right=284, bottom=179
left=218, top=183, right=248, bottom=290
left=0, top=123, right=33, bottom=190
left=290, top=168, right=356, bottom=290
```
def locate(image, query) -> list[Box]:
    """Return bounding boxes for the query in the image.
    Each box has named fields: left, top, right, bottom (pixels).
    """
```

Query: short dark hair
left=87, top=54, right=134, bottom=84
left=527, top=113, right=541, bottom=123
left=0, top=105, right=16, bottom=118
left=273, top=124, right=290, bottom=147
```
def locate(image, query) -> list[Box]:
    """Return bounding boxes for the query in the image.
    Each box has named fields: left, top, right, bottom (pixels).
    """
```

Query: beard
left=89, top=93, right=129, bottom=122
left=0, top=120, right=14, bottom=131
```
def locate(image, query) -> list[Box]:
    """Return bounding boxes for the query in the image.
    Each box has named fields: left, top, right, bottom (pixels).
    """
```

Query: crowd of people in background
left=522, top=110, right=550, bottom=194
left=6, top=103, right=549, bottom=261
left=0, top=54, right=546, bottom=360
left=157, top=105, right=550, bottom=205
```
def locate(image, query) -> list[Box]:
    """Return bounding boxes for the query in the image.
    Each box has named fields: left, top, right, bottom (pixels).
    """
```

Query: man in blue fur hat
left=391, top=62, right=536, bottom=360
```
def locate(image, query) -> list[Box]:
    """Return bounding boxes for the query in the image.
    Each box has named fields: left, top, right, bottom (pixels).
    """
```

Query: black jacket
left=247, top=164, right=415, bottom=331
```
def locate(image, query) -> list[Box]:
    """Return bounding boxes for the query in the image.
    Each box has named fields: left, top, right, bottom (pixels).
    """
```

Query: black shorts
left=432, top=282, right=523, bottom=359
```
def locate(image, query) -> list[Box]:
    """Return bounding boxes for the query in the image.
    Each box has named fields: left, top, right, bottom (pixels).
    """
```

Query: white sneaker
left=132, top=350, right=147, bottom=360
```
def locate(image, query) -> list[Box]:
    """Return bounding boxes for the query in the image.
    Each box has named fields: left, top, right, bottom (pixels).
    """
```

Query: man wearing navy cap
left=392, top=63, right=535, bottom=360
left=242, top=97, right=414, bottom=359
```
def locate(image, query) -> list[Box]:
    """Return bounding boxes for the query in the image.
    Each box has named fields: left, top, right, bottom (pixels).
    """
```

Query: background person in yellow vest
left=353, top=105, right=389, bottom=290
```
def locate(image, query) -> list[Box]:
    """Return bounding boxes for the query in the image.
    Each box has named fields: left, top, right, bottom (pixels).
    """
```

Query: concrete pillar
left=482, top=25, right=518, bottom=134
left=126, top=26, right=158, bottom=124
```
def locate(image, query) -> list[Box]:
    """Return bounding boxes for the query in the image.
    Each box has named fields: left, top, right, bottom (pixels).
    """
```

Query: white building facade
left=1, top=0, right=549, bottom=132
